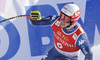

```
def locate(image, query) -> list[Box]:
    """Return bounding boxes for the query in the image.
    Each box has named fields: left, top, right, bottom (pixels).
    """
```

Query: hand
left=30, top=10, right=41, bottom=21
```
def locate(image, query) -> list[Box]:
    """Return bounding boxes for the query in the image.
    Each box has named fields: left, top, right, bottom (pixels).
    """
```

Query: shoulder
left=75, top=33, right=89, bottom=47
left=75, top=22, right=89, bottom=46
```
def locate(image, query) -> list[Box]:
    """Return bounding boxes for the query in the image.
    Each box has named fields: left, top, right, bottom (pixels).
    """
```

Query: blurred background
left=0, top=0, right=100, bottom=60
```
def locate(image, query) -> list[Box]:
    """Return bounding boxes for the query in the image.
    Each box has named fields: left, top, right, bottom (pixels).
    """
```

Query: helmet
left=61, top=4, right=81, bottom=24
left=30, top=10, right=41, bottom=21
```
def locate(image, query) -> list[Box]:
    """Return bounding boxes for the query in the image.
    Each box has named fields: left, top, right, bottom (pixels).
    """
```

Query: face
left=60, top=13, right=71, bottom=29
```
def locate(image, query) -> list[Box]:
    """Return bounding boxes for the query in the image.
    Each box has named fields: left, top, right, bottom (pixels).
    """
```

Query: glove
left=30, top=10, right=41, bottom=21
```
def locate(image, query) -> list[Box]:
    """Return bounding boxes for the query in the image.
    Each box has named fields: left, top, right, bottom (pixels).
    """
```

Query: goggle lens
left=60, top=13, right=71, bottom=23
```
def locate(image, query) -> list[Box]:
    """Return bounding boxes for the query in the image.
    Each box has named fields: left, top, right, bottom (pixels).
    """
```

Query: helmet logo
left=71, top=10, right=80, bottom=18
left=63, top=7, right=72, bottom=13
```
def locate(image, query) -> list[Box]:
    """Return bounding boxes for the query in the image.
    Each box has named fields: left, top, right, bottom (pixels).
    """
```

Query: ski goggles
left=60, top=12, right=71, bottom=23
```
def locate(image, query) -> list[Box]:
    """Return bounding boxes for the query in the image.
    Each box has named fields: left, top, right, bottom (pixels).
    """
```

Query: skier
left=29, top=4, right=93, bottom=60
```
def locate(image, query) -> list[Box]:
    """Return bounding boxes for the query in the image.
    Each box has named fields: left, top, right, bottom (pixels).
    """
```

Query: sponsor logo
left=55, top=21, right=61, bottom=26
left=72, top=33, right=78, bottom=40
left=54, top=31, right=74, bottom=47
left=57, top=43, right=63, bottom=49
left=79, top=39, right=86, bottom=46
left=82, top=47, right=88, bottom=54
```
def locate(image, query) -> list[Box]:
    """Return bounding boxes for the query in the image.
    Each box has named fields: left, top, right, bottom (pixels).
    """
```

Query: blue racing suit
left=29, top=15, right=93, bottom=60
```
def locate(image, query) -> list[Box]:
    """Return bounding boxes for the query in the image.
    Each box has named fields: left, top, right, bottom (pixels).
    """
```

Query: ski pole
left=0, top=10, right=42, bottom=23
left=0, top=15, right=30, bottom=23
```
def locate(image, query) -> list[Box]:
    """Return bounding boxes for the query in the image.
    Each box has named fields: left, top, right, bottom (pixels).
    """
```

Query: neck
left=66, top=24, right=75, bottom=30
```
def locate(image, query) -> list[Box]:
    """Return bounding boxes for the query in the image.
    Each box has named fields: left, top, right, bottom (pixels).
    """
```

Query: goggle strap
left=61, top=12, right=72, bottom=18
left=66, top=21, right=73, bottom=28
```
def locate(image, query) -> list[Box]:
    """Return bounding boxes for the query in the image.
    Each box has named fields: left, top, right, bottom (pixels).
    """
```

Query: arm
left=29, top=15, right=59, bottom=26
left=76, top=33, right=93, bottom=60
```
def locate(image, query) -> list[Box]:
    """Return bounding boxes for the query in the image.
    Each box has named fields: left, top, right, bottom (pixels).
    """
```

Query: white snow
left=78, top=44, right=100, bottom=60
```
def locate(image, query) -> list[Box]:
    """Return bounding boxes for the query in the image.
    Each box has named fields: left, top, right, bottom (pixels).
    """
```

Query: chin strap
left=66, top=21, right=73, bottom=28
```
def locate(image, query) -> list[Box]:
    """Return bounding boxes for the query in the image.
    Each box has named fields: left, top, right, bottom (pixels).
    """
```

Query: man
left=29, top=4, right=93, bottom=60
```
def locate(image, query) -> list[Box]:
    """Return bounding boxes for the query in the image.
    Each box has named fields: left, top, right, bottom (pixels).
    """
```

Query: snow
left=78, top=44, right=100, bottom=60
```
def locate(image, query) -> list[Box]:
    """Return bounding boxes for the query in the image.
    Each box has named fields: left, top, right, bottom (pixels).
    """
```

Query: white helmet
left=61, top=4, right=81, bottom=24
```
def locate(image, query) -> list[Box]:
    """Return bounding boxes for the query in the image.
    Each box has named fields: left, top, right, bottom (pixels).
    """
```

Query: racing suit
left=29, top=15, right=93, bottom=60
